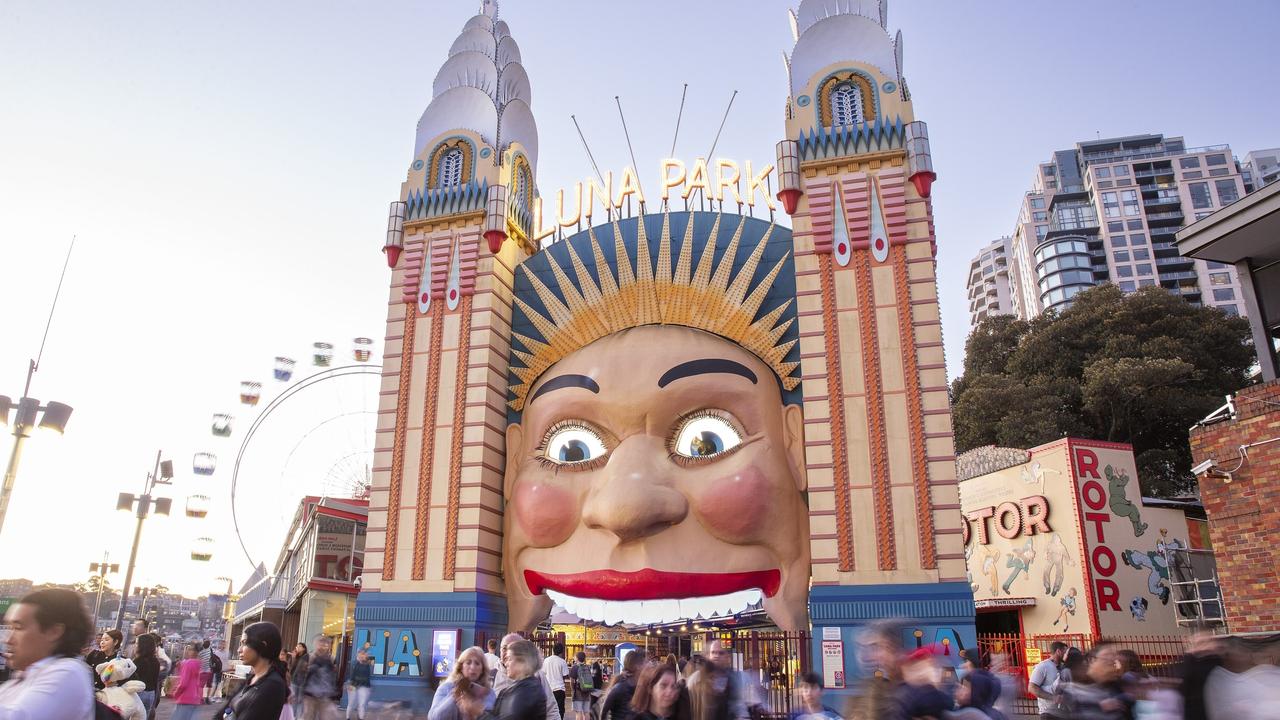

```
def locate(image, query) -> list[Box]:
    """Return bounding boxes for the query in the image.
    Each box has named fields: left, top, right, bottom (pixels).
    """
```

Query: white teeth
left=545, top=588, right=764, bottom=625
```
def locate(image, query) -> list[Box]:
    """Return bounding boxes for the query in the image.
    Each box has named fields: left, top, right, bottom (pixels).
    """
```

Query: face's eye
left=672, top=412, right=742, bottom=460
left=543, top=424, right=608, bottom=465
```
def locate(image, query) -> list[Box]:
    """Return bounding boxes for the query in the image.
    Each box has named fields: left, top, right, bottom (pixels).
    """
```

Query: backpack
left=95, top=699, right=125, bottom=720
left=211, top=651, right=223, bottom=676
left=577, top=663, right=594, bottom=690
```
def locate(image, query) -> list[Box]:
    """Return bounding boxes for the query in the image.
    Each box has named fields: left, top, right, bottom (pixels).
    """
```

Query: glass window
left=1111, top=235, right=1127, bottom=247
left=1189, top=182, right=1212, bottom=209
left=1206, top=153, right=1228, bottom=166
left=1096, top=167, right=1111, bottom=178
left=1180, top=157, right=1201, bottom=169
left=1117, top=265, right=1134, bottom=277
left=1209, top=168, right=1231, bottom=177
left=1216, top=179, right=1240, bottom=205
left=438, top=148, right=463, bottom=187
left=1030, top=198, right=1046, bottom=209
left=1220, top=304, right=1239, bottom=316
left=1035, top=224, right=1047, bottom=240
left=1130, top=233, right=1147, bottom=244
left=1114, top=251, right=1130, bottom=262
left=1210, top=272, right=1232, bottom=285
left=1127, top=220, right=1144, bottom=230
left=1139, top=278, right=1156, bottom=287
left=1097, top=181, right=1113, bottom=189
left=1137, top=263, right=1152, bottom=275
left=1122, top=190, right=1140, bottom=216
left=1107, top=221, right=1125, bottom=232
left=1103, top=191, right=1120, bottom=218
left=1119, top=281, right=1137, bottom=292
left=1133, top=248, right=1150, bottom=260
left=831, top=82, right=864, bottom=126
left=1033, top=211, right=1048, bottom=221
left=1184, top=171, right=1203, bottom=179
left=1208, top=261, right=1229, bottom=269
left=1213, top=288, right=1235, bottom=302
left=1114, top=165, right=1130, bottom=176
left=1115, top=179, right=1133, bottom=187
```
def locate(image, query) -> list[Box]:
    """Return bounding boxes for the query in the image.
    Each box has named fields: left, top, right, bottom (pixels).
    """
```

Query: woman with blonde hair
left=483, top=640, right=546, bottom=720
left=430, top=646, right=496, bottom=720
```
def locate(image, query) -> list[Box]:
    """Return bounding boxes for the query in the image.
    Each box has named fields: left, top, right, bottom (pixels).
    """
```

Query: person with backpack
left=571, top=652, right=595, bottom=720
left=208, top=649, right=224, bottom=703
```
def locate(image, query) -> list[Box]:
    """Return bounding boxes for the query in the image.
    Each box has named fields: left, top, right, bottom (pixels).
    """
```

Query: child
left=790, top=672, right=840, bottom=719
left=95, top=657, right=148, bottom=720
left=169, top=643, right=206, bottom=720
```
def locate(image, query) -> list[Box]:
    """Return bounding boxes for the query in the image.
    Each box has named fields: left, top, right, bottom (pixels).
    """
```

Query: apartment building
left=965, top=237, right=1014, bottom=330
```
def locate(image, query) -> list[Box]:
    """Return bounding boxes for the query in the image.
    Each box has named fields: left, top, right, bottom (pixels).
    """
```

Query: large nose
left=581, top=435, right=687, bottom=543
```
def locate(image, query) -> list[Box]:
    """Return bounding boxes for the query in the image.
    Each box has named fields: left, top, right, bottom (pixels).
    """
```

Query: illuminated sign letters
left=962, top=495, right=1051, bottom=546
left=354, top=628, right=424, bottom=677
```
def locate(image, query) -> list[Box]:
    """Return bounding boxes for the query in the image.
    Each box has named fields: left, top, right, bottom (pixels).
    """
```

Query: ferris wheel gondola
left=193, top=453, right=217, bottom=476
left=274, top=357, right=296, bottom=382
left=313, top=342, right=334, bottom=367
left=185, top=495, right=211, bottom=519
left=190, top=537, right=214, bottom=562
left=353, top=337, right=373, bottom=362
left=239, top=382, right=262, bottom=406
left=212, top=414, right=234, bottom=437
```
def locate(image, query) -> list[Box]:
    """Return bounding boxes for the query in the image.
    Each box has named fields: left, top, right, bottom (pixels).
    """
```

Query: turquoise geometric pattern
left=797, top=115, right=906, bottom=160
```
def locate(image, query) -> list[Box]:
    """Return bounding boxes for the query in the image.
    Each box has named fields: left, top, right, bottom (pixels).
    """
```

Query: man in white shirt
left=1028, top=641, right=1068, bottom=719
left=541, top=643, right=569, bottom=720
left=493, top=633, right=562, bottom=720
left=483, top=639, right=502, bottom=683
left=0, top=589, right=96, bottom=720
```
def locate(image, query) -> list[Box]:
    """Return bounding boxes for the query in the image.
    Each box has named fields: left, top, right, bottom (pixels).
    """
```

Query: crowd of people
left=4, top=589, right=1279, bottom=720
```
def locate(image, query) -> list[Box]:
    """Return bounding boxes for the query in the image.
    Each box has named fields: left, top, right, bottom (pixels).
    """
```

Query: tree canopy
left=951, top=284, right=1254, bottom=497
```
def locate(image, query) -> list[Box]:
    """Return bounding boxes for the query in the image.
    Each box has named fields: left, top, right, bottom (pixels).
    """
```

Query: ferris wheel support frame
left=229, top=364, right=382, bottom=571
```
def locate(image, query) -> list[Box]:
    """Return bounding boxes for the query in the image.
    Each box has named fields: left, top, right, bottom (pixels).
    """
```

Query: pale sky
left=2, top=0, right=1277, bottom=599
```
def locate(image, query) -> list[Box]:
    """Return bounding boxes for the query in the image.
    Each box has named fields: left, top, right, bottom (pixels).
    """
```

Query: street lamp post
left=0, top=361, right=74, bottom=536
left=115, top=451, right=173, bottom=631
left=88, top=552, right=119, bottom=628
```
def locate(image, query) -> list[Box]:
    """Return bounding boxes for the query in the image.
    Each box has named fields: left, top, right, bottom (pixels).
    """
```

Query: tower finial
left=480, top=0, right=498, bottom=19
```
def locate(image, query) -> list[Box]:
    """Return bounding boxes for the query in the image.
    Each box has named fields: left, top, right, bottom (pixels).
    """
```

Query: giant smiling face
left=503, top=325, right=810, bottom=631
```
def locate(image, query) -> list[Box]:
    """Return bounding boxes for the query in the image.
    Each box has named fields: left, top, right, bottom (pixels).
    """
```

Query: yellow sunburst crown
left=508, top=211, right=800, bottom=411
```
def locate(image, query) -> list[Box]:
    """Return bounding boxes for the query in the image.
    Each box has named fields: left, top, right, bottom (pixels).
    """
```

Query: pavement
left=153, top=696, right=224, bottom=719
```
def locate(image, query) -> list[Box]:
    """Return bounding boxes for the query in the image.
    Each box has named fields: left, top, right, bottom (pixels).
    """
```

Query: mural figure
left=1105, top=464, right=1148, bottom=536
left=981, top=546, right=1003, bottom=596
left=502, top=213, right=811, bottom=631
left=1041, top=532, right=1074, bottom=597
left=966, top=544, right=978, bottom=594
left=1053, top=587, right=1077, bottom=630
left=1120, top=529, right=1185, bottom=605
left=1001, top=538, right=1035, bottom=595
left=1130, top=596, right=1149, bottom=622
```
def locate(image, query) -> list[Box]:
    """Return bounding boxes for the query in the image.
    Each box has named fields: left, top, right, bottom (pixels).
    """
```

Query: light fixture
left=117, top=493, right=136, bottom=512
left=0, top=396, right=12, bottom=425
left=36, top=401, right=73, bottom=433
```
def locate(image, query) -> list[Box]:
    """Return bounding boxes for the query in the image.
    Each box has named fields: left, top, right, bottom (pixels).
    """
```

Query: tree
left=951, top=284, right=1253, bottom=497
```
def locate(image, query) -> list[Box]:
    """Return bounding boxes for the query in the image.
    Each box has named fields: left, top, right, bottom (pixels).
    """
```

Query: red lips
left=524, top=568, right=781, bottom=601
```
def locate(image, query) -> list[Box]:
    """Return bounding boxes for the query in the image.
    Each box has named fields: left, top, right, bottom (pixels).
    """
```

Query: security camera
left=1191, top=459, right=1216, bottom=476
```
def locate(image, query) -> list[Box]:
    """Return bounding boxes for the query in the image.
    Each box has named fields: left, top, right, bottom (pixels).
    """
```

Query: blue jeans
left=171, top=704, right=202, bottom=720
left=137, top=690, right=155, bottom=718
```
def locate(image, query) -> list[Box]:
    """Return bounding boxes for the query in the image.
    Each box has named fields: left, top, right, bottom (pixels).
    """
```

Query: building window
left=1209, top=168, right=1231, bottom=177
left=1096, top=167, right=1111, bottom=178
left=1115, top=179, right=1133, bottom=187
left=831, top=82, right=864, bottom=126
left=1208, top=261, right=1229, bottom=269
left=1127, top=220, right=1144, bottom=230
left=439, top=148, right=463, bottom=187
left=1033, top=211, right=1048, bottom=222
left=1206, top=153, right=1228, bottom=166
left=1215, top=179, right=1240, bottom=205
left=1107, top=221, right=1124, bottom=232
left=1213, top=288, right=1236, bottom=302
left=1139, top=278, right=1156, bottom=287
left=1189, top=182, right=1212, bottom=209
left=1130, top=233, right=1147, bottom=245
left=1180, top=157, right=1202, bottom=169
left=1136, top=263, right=1152, bottom=275
left=1133, top=248, right=1150, bottom=260
left=1210, top=272, right=1232, bottom=285
left=1184, top=171, right=1203, bottom=179
left=1122, top=189, right=1139, bottom=216
left=1114, top=165, right=1130, bottom=176
left=1035, top=224, right=1048, bottom=240
left=1114, top=251, right=1130, bottom=262
left=1111, top=235, right=1127, bottom=247
left=1117, top=265, right=1134, bottom=277
left=1030, top=198, right=1046, bottom=209
left=1103, top=191, right=1120, bottom=218
left=1119, top=281, right=1137, bottom=292
left=1220, top=304, right=1239, bottom=315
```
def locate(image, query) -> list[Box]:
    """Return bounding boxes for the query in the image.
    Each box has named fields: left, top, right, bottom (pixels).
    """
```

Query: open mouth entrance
left=545, top=588, right=764, bottom=625
left=524, top=568, right=780, bottom=626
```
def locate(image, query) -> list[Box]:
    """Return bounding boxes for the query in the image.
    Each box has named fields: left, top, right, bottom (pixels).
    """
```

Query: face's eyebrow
left=528, top=373, right=600, bottom=405
left=658, top=358, right=758, bottom=388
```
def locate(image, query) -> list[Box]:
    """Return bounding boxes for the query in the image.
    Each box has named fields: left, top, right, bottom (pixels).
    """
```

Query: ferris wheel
left=183, top=338, right=381, bottom=571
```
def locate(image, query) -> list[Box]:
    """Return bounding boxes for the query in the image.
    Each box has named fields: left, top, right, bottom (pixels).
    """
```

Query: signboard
left=821, top=640, right=845, bottom=689
left=821, top=626, right=841, bottom=640
left=432, top=630, right=460, bottom=678
left=974, top=597, right=1037, bottom=610
left=1025, top=646, right=1043, bottom=665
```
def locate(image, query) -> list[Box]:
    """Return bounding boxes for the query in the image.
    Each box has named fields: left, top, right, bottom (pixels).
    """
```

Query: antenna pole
left=615, top=96, right=645, bottom=211
left=669, top=83, right=688, bottom=158
left=26, top=235, right=76, bottom=395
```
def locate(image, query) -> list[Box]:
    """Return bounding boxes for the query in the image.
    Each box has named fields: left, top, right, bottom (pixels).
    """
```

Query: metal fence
left=977, top=633, right=1189, bottom=715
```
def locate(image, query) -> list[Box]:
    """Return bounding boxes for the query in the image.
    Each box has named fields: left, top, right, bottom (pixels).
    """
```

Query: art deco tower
left=776, top=0, right=975, bottom=656
left=356, top=0, right=538, bottom=692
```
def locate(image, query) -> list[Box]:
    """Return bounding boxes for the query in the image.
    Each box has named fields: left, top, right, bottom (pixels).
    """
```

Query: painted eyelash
left=534, top=420, right=610, bottom=471
left=666, top=408, right=745, bottom=467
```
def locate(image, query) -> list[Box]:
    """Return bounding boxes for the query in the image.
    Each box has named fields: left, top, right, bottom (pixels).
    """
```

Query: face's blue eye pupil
left=689, top=431, right=724, bottom=457
left=558, top=439, right=590, bottom=463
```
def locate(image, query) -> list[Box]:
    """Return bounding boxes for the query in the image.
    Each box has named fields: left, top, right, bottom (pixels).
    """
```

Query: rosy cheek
left=513, top=478, right=578, bottom=546
left=694, top=464, right=774, bottom=540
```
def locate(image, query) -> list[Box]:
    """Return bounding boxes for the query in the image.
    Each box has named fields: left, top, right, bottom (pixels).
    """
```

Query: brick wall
left=1189, top=379, right=1280, bottom=633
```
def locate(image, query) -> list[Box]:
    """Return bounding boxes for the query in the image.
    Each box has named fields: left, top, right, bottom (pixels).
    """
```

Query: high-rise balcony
left=1146, top=210, right=1186, bottom=226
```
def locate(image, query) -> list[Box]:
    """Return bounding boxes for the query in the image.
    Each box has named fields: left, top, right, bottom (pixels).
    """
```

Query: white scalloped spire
left=414, top=6, right=539, bottom=170
left=789, top=0, right=903, bottom=94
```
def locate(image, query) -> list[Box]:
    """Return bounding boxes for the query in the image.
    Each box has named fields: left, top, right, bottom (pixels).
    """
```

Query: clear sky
left=2, top=0, right=1277, bottom=598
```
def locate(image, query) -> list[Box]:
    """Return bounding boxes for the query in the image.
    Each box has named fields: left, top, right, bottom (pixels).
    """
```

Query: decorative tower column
left=780, top=0, right=974, bottom=682
left=355, top=1, right=541, bottom=700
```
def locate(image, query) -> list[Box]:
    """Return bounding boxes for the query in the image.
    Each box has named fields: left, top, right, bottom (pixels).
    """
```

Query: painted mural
left=960, top=445, right=1087, bottom=635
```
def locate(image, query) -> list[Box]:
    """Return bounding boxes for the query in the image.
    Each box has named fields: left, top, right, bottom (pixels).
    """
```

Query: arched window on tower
left=831, top=82, right=864, bottom=127
left=439, top=148, right=463, bottom=187
left=513, top=166, right=529, bottom=209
